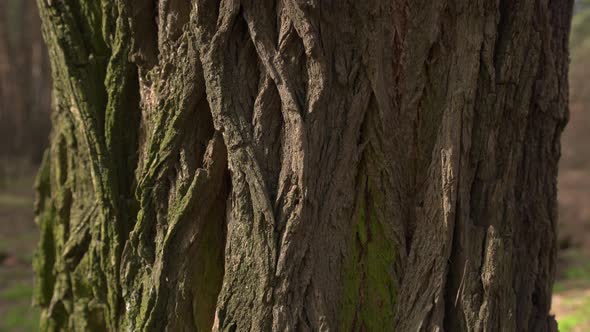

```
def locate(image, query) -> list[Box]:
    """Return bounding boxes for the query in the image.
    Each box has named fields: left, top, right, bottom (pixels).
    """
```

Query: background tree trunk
left=0, top=0, right=17, bottom=156
left=34, top=0, right=573, bottom=331
left=0, top=0, right=51, bottom=162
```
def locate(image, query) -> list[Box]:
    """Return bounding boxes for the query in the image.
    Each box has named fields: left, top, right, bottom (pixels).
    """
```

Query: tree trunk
left=34, top=0, right=573, bottom=331
left=0, top=0, right=17, bottom=156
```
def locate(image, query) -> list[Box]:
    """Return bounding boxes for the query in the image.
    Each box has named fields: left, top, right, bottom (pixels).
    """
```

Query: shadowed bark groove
left=35, top=0, right=573, bottom=331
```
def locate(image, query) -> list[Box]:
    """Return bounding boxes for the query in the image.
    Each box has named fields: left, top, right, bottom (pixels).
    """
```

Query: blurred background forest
left=0, top=0, right=50, bottom=331
left=0, top=1, right=589, bottom=331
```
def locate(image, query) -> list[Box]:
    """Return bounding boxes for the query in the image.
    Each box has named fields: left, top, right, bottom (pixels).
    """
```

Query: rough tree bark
left=34, top=0, right=573, bottom=331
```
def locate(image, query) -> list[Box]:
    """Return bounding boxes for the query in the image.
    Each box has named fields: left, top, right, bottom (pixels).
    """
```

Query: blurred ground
left=553, top=251, right=590, bottom=332
left=0, top=161, right=39, bottom=332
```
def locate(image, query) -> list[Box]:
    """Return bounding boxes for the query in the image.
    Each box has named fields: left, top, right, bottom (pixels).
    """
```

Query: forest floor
left=550, top=168, right=590, bottom=331
left=0, top=165, right=589, bottom=331
left=0, top=162, right=40, bottom=332
left=553, top=249, right=590, bottom=332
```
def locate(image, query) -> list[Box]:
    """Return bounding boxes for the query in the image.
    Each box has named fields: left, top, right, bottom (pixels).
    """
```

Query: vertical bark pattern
left=35, top=0, right=572, bottom=331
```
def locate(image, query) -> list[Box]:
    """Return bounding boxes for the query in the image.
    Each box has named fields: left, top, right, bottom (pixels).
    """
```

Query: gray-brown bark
left=34, top=0, right=573, bottom=331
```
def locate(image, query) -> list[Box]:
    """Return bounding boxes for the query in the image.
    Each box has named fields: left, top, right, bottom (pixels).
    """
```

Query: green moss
left=361, top=211, right=396, bottom=330
left=36, top=0, right=222, bottom=329
left=339, top=182, right=397, bottom=331
left=32, top=154, right=57, bottom=308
